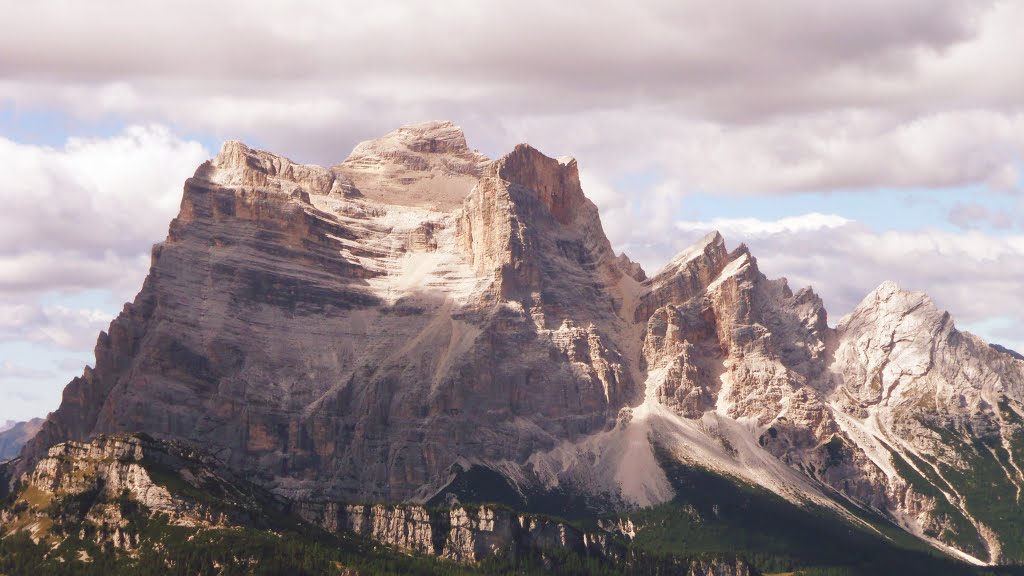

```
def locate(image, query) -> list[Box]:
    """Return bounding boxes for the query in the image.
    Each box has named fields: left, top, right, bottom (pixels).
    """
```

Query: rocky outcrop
left=620, top=234, right=1024, bottom=563
left=294, top=501, right=628, bottom=563
left=206, top=140, right=355, bottom=198
left=294, top=500, right=755, bottom=574
left=16, top=121, right=1024, bottom=566
left=635, top=232, right=730, bottom=323
left=0, top=434, right=282, bottom=550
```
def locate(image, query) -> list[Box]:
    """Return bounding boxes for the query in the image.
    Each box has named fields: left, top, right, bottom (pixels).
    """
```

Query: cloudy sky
left=1, top=0, right=1022, bottom=422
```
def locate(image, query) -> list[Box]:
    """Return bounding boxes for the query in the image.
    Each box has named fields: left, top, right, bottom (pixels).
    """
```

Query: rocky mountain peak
left=344, top=120, right=478, bottom=160
left=197, top=139, right=351, bottom=199
left=334, top=120, right=489, bottom=209
left=839, top=280, right=948, bottom=336
left=634, top=231, right=732, bottom=322
left=492, top=143, right=586, bottom=225
left=866, top=279, right=916, bottom=304
left=11, top=122, right=1024, bottom=568
left=863, top=280, right=945, bottom=315
left=655, top=232, right=728, bottom=278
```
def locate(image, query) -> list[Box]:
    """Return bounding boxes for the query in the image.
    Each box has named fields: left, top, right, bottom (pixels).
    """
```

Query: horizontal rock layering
left=15, top=121, right=1024, bottom=565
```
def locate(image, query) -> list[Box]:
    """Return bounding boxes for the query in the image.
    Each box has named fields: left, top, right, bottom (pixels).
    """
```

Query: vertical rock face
left=294, top=499, right=754, bottom=574
left=16, top=121, right=1024, bottom=566
left=493, top=144, right=586, bottom=225
left=295, top=502, right=608, bottom=562
left=21, top=121, right=640, bottom=506
left=635, top=232, right=730, bottom=323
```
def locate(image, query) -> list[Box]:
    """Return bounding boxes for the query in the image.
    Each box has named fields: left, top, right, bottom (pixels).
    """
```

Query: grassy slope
left=919, top=416, right=1024, bottom=564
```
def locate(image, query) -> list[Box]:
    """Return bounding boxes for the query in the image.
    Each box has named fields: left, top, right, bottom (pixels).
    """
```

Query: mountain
left=3, top=121, right=1024, bottom=573
left=0, top=418, right=43, bottom=461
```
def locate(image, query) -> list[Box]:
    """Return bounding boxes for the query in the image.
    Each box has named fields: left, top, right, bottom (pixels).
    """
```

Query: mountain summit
left=7, top=122, right=1024, bottom=568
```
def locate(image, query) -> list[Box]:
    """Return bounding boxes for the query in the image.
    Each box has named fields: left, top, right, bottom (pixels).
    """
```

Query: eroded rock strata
left=13, top=121, right=1024, bottom=565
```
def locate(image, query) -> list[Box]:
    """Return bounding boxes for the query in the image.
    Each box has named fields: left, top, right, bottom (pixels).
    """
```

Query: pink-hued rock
left=16, top=121, right=1024, bottom=565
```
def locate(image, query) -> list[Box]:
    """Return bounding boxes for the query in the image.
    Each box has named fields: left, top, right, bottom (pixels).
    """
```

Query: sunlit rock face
left=18, top=121, right=1024, bottom=565
left=21, top=121, right=643, bottom=506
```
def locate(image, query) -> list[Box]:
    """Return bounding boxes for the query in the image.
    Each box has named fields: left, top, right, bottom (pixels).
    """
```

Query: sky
left=1, top=0, right=1022, bottom=422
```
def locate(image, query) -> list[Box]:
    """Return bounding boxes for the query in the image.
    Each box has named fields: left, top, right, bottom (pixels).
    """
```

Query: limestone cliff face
left=335, top=120, right=489, bottom=209
left=21, top=121, right=640, bottom=506
left=17, top=121, right=1024, bottom=565
left=0, top=435, right=277, bottom=550
left=294, top=500, right=754, bottom=574
left=294, top=501, right=630, bottom=564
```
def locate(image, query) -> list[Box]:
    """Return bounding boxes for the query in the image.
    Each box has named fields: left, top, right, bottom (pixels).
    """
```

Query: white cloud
left=0, top=1, right=1022, bottom=419
left=503, top=109, right=1024, bottom=197
left=0, top=1, right=1001, bottom=116
left=0, top=126, right=209, bottom=293
left=0, top=300, right=114, bottom=350
left=0, top=125, right=209, bottom=404
left=0, top=0, right=1019, bottom=195
left=26, top=306, right=113, bottom=350
left=676, top=213, right=852, bottom=238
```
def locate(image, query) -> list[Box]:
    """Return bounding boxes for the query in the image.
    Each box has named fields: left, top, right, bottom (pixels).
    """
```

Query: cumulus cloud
left=0, top=126, right=209, bottom=294
left=0, top=126, right=207, bottom=257
left=27, top=306, right=113, bottom=350
left=1, top=1, right=1023, bottom=419
left=0, top=126, right=209, bottom=403
left=504, top=109, right=1024, bottom=197
left=0, top=0, right=1020, bottom=195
